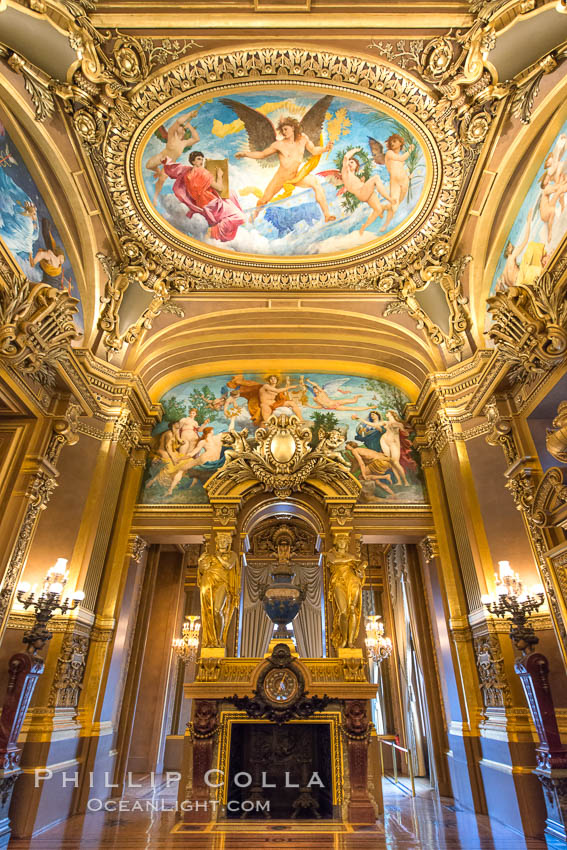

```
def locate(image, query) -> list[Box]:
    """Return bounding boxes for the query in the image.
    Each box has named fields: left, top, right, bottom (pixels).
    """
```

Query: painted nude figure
left=145, top=110, right=200, bottom=203
left=381, top=134, right=414, bottom=231
left=345, top=442, right=396, bottom=496
left=305, top=378, right=371, bottom=411
left=341, top=148, right=391, bottom=234
left=496, top=206, right=534, bottom=290
left=235, top=116, right=334, bottom=222
left=221, top=95, right=335, bottom=223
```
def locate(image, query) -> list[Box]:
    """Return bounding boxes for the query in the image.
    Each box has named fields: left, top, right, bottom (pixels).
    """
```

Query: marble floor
left=8, top=775, right=551, bottom=850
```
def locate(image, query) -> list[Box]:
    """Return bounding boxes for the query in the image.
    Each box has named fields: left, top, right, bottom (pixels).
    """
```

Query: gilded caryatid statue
left=198, top=532, right=240, bottom=648
left=324, top=532, right=367, bottom=651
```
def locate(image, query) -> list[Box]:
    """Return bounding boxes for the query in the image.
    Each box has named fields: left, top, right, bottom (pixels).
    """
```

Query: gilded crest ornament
left=205, top=414, right=360, bottom=500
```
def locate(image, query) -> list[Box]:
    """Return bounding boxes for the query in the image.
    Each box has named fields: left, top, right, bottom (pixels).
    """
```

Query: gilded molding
left=473, top=632, right=512, bottom=710
left=484, top=398, right=518, bottom=466
left=72, top=46, right=467, bottom=298
left=0, top=257, right=79, bottom=388
left=546, top=401, right=567, bottom=464
left=383, top=250, right=471, bottom=354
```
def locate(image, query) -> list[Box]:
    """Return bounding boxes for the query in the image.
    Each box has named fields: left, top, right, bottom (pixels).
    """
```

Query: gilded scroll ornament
left=486, top=271, right=567, bottom=377
left=383, top=249, right=471, bottom=354
left=0, top=263, right=79, bottom=386
left=198, top=533, right=241, bottom=649
left=324, top=532, right=367, bottom=651
left=546, top=402, right=567, bottom=464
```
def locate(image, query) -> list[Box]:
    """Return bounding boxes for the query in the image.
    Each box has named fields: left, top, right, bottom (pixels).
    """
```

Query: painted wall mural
left=140, top=88, right=426, bottom=259
left=139, top=372, right=426, bottom=506
left=492, top=118, right=567, bottom=294
left=0, top=120, right=83, bottom=331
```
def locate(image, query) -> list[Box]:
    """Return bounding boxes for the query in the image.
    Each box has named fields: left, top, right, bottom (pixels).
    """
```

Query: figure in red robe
left=161, top=151, right=245, bottom=243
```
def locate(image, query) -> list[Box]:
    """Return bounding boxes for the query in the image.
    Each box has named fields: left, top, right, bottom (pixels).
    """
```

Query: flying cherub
left=305, top=378, right=372, bottom=411
left=317, top=143, right=391, bottom=234
left=145, top=110, right=200, bottom=203
left=225, top=96, right=336, bottom=222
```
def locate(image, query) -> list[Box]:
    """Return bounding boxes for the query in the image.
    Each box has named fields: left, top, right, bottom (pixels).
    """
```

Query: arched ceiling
left=1, top=0, right=567, bottom=396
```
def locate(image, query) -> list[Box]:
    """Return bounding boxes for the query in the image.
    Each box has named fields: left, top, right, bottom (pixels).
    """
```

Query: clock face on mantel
left=263, top=667, right=300, bottom=705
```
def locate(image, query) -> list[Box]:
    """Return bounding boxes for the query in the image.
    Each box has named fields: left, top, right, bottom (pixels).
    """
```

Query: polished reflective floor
left=9, top=775, right=549, bottom=850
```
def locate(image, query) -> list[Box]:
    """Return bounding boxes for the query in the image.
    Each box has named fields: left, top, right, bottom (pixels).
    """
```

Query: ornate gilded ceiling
left=0, top=0, right=566, bottom=406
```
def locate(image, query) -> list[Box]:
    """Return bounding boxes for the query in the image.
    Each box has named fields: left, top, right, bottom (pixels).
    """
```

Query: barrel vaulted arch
left=126, top=305, right=438, bottom=402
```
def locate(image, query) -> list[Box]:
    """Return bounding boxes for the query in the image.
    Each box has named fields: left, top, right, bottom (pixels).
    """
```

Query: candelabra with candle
left=481, top=560, right=544, bottom=654
left=365, top=615, right=393, bottom=663
left=16, top=558, right=85, bottom=656
left=483, top=560, right=567, bottom=838
left=172, top=616, right=201, bottom=663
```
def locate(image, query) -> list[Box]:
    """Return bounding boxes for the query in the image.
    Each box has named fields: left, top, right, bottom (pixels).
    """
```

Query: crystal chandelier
left=365, top=615, right=393, bottom=663
left=481, top=560, right=545, bottom=654
left=172, top=616, right=201, bottom=662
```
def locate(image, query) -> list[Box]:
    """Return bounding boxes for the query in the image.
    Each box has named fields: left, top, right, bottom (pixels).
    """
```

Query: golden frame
left=100, top=45, right=465, bottom=291
left=215, top=710, right=344, bottom=807
left=132, top=81, right=434, bottom=266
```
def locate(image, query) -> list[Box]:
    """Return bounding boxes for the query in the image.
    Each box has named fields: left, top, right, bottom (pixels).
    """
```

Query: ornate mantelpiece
left=181, top=645, right=380, bottom=825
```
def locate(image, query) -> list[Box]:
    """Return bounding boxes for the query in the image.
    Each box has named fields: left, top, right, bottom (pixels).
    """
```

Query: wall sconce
left=17, top=558, right=85, bottom=655
left=172, top=616, right=201, bottom=663
left=481, top=560, right=545, bottom=654
left=365, top=615, right=393, bottom=663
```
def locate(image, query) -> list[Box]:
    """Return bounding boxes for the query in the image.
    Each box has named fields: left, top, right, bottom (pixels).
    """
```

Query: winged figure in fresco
left=144, top=110, right=200, bottom=203
left=304, top=377, right=372, bottom=411
left=223, top=95, right=336, bottom=222
left=317, top=143, right=392, bottom=235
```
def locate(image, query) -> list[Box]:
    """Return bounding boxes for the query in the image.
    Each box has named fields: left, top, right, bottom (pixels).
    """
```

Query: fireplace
left=226, top=721, right=334, bottom=819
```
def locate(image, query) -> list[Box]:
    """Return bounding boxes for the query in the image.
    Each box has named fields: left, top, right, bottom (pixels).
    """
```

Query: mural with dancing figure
left=140, top=87, right=427, bottom=258
left=139, top=372, right=426, bottom=505
left=491, top=118, right=567, bottom=294
left=0, top=120, right=83, bottom=331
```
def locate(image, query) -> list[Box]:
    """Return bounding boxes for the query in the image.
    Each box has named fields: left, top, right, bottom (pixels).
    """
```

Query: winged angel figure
left=224, top=95, right=337, bottom=222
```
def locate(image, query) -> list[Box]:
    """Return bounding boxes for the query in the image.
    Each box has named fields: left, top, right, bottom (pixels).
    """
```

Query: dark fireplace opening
left=226, top=722, right=334, bottom=819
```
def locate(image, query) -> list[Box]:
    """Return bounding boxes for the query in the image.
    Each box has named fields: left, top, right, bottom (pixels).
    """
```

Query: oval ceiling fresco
left=137, top=88, right=428, bottom=260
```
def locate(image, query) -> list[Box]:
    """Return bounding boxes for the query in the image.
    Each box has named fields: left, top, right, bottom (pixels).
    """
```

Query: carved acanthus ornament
left=419, top=535, right=439, bottom=564
left=484, top=399, right=518, bottom=466
left=383, top=247, right=471, bottom=354
left=126, top=536, right=148, bottom=563
left=48, top=631, right=89, bottom=709
left=0, top=261, right=79, bottom=387
left=546, top=401, right=567, bottom=464
left=97, top=252, right=187, bottom=357
left=531, top=468, right=567, bottom=529
left=206, top=415, right=361, bottom=501
left=473, top=632, right=512, bottom=710
left=486, top=271, right=567, bottom=379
